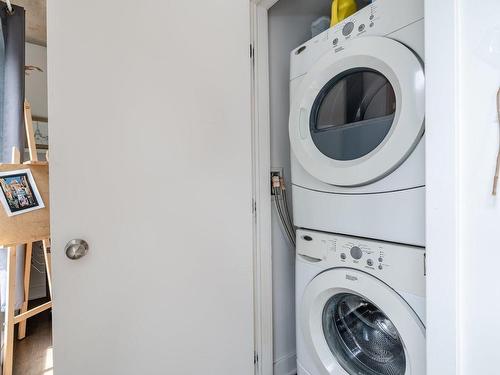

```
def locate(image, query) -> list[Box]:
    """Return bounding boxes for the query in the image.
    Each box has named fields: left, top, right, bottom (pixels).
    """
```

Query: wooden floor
left=12, top=302, right=53, bottom=375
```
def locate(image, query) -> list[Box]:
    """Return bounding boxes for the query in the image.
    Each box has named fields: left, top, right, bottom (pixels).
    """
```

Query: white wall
left=25, top=43, right=48, bottom=119
left=458, top=1, right=500, bottom=373
left=268, top=1, right=331, bottom=374
left=426, top=0, right=500, bottom=374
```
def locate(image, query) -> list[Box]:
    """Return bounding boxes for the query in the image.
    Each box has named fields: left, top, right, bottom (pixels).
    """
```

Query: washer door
left=300, top=268, right=425, bottom=375
left=289, top=36, right=425, bottom=186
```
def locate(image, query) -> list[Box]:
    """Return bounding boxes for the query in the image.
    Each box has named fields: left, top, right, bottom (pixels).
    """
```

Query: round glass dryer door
left=289, top=36, right=425, bottom=187
left=310, top=69, right=396, bottom=162
left=299, top=269, right=425, bottom=375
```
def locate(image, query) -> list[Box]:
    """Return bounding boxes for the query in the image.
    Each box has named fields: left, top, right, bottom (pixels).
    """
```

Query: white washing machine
left=296, top=229, right=425, bottom=375
left=289, top=0, right=425, bottom=246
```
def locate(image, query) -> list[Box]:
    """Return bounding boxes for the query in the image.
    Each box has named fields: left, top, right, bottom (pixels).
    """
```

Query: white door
left=300, top=269, right=425, bottom=374
left=48, top=2, right=254, bottom=374
left=289, top=36, right=425, bottom=187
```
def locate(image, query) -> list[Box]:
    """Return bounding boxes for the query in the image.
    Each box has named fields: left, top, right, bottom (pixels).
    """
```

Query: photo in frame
left=33, top=120, right=49, bottom=149
left=0, top=169, right=45, bottom=216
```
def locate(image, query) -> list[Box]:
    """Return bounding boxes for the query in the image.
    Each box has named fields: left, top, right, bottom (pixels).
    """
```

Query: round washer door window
left=323, top=293, right=406, bottom=375
left=310, top=69, right=396, bottom=161
left=299, top=268, right=426, bottom=375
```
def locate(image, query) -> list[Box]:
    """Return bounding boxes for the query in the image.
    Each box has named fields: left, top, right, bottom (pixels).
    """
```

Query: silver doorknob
left=65, top=239, right=89, bottom=260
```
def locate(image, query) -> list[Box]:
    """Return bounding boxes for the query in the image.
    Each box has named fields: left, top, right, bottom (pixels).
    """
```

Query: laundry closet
left=265, top=0, right=425, bottom=374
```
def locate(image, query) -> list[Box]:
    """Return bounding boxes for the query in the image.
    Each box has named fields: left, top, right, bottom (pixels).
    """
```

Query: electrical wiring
left=273, top=186, right=293, bottom=241
left=280, top=177, right=294, bottom=227
left=275, top=195, right=295, bottom=245
left=281, top=191, right=296, bottom=242
left=272, top=175, right=296, bottom=246
left=493, top=87, right=500, bottom=195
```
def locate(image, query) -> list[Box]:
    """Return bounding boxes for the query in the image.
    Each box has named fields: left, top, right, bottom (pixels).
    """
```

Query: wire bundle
left=272, top=175, right=296, bottom=246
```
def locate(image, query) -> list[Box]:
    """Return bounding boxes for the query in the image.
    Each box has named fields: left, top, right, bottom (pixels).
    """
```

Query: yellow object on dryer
left=331, top=0, right=358, bottom=27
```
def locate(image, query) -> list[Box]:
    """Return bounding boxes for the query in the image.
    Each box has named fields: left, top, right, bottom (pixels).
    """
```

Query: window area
left=310, top=69, right=396, bottom=161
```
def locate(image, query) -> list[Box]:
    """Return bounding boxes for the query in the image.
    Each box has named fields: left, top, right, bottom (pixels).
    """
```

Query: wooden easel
left=1, top=100, right=51, bottom=375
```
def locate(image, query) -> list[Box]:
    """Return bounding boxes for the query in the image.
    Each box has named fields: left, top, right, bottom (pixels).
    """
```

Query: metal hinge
left=254, top=352, right=259, bottom=365
left=252, top=198, right=257, bottom=215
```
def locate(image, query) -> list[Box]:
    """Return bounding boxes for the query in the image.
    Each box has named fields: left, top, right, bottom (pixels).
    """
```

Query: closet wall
left=268, top=1, right=331, bottom=374
left=426, top=0, right=500, bottom=372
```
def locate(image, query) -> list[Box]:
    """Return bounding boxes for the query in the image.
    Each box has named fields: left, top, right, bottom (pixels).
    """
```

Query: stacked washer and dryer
left=289, top=0, right=426, bottom=374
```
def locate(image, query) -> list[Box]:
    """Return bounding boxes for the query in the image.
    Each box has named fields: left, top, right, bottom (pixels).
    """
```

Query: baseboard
left=274, top=351, right=297, bottom=375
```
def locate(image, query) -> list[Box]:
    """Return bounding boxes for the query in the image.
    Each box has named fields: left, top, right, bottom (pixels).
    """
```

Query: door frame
left=251, top=1, right=462, bottom=375
left=250, top=1, right=280, bottom=374
left=424, top=0, right=460, bottom=373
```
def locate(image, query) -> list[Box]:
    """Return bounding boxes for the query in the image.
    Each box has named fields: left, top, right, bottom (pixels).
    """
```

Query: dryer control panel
left=296, top=229, right=425, bottom=297
left=290, top=0, right=424, bottom=81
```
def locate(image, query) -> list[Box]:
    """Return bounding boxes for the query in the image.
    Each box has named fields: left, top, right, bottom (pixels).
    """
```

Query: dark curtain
left=0, top=2, right=25, bottom=163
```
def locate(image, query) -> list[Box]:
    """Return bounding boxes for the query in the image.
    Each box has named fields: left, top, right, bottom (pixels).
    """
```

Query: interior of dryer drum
left=310, top=67, right=397, bottom=161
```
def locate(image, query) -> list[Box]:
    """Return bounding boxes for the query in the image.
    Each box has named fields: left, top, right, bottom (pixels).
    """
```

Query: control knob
left=350, top=246, right=363, bottom=260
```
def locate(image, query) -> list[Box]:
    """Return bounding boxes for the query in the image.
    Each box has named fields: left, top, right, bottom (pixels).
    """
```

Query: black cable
left=281, top=188, right=295, bottom=234
left=273, top=187, right=295, bottom=245
left=275, top=195, right=293, bottom=242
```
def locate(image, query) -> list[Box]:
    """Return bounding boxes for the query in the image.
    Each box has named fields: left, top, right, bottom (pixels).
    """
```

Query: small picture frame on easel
left=0, top=168, right=45, bottom=216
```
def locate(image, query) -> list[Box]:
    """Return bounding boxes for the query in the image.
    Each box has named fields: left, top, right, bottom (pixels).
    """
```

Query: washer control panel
left=338, top=237, right=391, bottom=271
left=296, top=229, right=425, bottom=294
left=349, top=246, right=363, bottom=260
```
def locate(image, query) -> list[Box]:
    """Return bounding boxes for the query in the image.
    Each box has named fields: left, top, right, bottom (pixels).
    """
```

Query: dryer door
left=289, top=36, right=424, bottom=187
left=300, top=268, right=425, bottom=375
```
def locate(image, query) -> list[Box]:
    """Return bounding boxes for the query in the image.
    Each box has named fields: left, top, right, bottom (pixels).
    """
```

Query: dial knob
left=350, top=246, right=363, bottom=260
left=342, top=22, right=355, bottom=36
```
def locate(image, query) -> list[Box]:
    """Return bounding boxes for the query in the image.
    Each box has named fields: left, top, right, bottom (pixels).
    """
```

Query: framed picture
left=33, top=119, right=49, bottom=150
left=0, top=169, right=45, bottom=216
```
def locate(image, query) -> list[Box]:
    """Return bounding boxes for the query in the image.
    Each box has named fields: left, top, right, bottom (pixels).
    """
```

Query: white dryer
left=289, top=0, right=425, bottom=246
left=296, top=229, right=425, bottom=375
